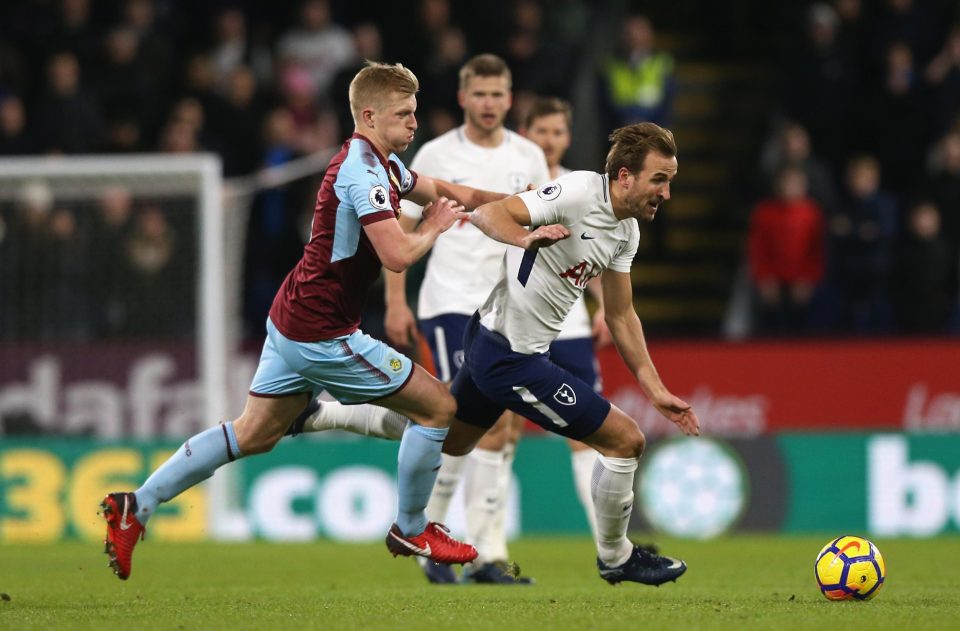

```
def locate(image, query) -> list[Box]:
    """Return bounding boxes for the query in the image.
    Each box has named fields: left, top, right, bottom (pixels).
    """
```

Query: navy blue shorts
left=419, top=314, right=470, bottom=382
left=451, top=314, right=611, bottom=440
left=549, top=337, right=601, bottom=393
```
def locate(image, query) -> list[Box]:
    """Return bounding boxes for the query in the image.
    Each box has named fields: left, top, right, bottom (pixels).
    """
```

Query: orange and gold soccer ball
left=814, top=535, right=886, bottom=601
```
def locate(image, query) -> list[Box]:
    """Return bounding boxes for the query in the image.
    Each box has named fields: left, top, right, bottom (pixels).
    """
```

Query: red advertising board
left=597, top=339, right=960, bottom=436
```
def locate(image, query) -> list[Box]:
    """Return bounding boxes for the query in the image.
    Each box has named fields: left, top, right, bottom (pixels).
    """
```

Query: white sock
left=592, top=454, right=638, bottom=567
left=484, top=442, right=515, bottom=563
left=571, top=448, right=599, bottom=540
left=302, top=401, right=407, bottom=440
left=464, top=447, right=504, bottom=564
left=425, top=453, right=466, bottom=523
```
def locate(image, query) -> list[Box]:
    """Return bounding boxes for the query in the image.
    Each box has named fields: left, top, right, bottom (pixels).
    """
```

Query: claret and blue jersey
left=269, top=133, right=417, bottom=342
left=250, top=133, right=417, bottom=403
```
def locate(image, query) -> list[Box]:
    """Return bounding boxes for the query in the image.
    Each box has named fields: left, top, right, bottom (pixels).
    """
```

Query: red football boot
left=386, top=522, right=478, bottom=565
left=101, top=492, right=145, bottom=580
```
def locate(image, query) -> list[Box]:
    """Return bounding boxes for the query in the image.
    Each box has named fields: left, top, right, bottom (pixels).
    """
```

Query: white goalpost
left=0, top=154, right=228, bottom=435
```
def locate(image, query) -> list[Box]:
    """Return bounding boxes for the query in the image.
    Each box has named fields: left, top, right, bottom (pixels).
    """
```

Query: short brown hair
left=604, top=122, right=677, bottom=179
left=524, top=96, right=572, bottom=130
left=458, top=54, right=512, bottom=91
left=349, top=61, right=419, bottom=126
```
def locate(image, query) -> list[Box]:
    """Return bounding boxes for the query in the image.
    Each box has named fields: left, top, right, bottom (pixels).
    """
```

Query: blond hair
left=605, top=122, right=677, bottom=179
left=348, top=61, right=419, bottom=126
left=458, top=54, right=512, bottom=91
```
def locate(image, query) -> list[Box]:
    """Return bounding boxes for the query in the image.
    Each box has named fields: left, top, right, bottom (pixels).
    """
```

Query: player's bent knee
left=420, top=391, right=457, bottom=429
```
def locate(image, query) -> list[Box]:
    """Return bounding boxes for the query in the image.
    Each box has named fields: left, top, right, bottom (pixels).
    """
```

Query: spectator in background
left=388, top=0, right=454, bottom=77
left=33, top=51, right=102, bottom=154
left=48, top=0, right=101, bottom=70
left=598, top=14, right=676, bottom=135
left=503, top=0, right=574, bottom=100
left=176, top=53, right=225, bottom=131
left=41, top=206, right=92, bottom=340
left=6, top=182, right=55, bottom=338
left=166, top=96, right=220, bottom=155
left=91, top=185, right=134, bottom=337
left=828, top=155, right=898, bottom=333
left=924, top=25, right=960, bottom=138
left=277, top=63, right=339, bottom=155
left=760, top=121, right=839, bottom=215
left=891, top=201, right=954, bottom=333
left=91, top=26, right=159, bottom=151
left=217, top=66, right=267, bottom=176
left=748, top=166, right=826, bottom=334
left=415, top=26, right=469, bottom=142
left=857, top=42, right=931, bottom=199
left=275, top=0, right=355, bottom=98
left=925, top=131, right=960, bottom=305
left=157, top=118, right=201, bottom=154
left=123, top=204, right=192, bottom=338
left=0, top=95, right=36, bottom=154
left=121, top=0, right=175, bottom=97
left=781, top=3, right=860, bottom=167
left=865, top=0, right=943, bottom=73
left=208, top=7, right=273, bottom=92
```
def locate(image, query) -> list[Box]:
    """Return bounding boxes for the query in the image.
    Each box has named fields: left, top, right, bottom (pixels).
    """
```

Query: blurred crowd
left=0, top=0, right=957, bottom=342
left=748, top=0, right=960, bottom=336
left=0, top=0, right=598, bottom=342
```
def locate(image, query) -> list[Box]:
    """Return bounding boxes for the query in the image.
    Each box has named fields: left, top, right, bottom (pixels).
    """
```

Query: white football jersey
left=549, top=165, right=593, bottom=341
left=400, top=126, right=549, bottom=319
left=478, top=171, right=640, bottom=354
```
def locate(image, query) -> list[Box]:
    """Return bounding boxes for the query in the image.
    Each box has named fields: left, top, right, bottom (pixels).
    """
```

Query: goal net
left=0, top=155, right=228, bottom=439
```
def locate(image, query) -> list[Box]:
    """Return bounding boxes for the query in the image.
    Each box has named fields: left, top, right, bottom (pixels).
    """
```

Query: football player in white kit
left=444, top=122, right=700, bottom=585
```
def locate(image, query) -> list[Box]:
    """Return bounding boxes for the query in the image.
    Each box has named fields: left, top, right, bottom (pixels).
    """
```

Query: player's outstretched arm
left=364, top=197, right=466, bottom=272
left=471, top=196, right=570, bottom=249
left=601, top=270, right=700, bottom=436
left=407, top=174, right=507, bottom=211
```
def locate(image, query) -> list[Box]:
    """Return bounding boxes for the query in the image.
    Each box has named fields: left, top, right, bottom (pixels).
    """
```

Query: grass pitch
left=1, top=535, right=958, bottom=630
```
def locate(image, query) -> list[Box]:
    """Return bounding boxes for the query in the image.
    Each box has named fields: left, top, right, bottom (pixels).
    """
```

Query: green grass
left=1, top=535, right=958, bottom=630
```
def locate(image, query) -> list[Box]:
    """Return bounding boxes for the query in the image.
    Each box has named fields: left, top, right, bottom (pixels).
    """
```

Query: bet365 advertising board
left=2, top=432, right=959, bottom=542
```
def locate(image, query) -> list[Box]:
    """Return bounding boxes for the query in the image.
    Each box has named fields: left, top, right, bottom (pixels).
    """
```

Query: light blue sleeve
left=335, top=141, right=396, bottom=220
left=390, top=154, right=417, bottom=196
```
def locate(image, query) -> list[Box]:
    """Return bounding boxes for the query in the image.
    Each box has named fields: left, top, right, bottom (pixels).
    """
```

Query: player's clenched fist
left=422, top=196, right=468, bottom=232
left=521, top=223, right=570, bottom=250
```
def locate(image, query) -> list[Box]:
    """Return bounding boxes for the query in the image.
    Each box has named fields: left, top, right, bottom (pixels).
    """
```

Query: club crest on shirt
left=369, top=184, right=391, bottom=211
left=554, top=383, right=577, bottom=406
left=509, top=172, right=526, bottom=192
left=389, top=358, right=403, bottom=372
left=401, top=170, right=413, bottom=192
left=537, top=182, right=562, bottom=201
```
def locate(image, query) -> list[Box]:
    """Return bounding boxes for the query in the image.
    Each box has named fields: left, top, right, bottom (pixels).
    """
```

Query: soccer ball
left=814, top=535, right=886, bottom=601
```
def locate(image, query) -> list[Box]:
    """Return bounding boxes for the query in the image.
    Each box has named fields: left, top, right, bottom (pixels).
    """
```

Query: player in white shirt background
left=445, top=122, right=701, bottom=586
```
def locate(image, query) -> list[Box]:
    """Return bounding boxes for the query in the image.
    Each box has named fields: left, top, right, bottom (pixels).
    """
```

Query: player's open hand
left=651, top=391, right=701, bottom=436
left=385, top=301, right=418, bottom=348
left=423, top=196, right=468, bottom=232
left=521, top=223, right=570, bottom=250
